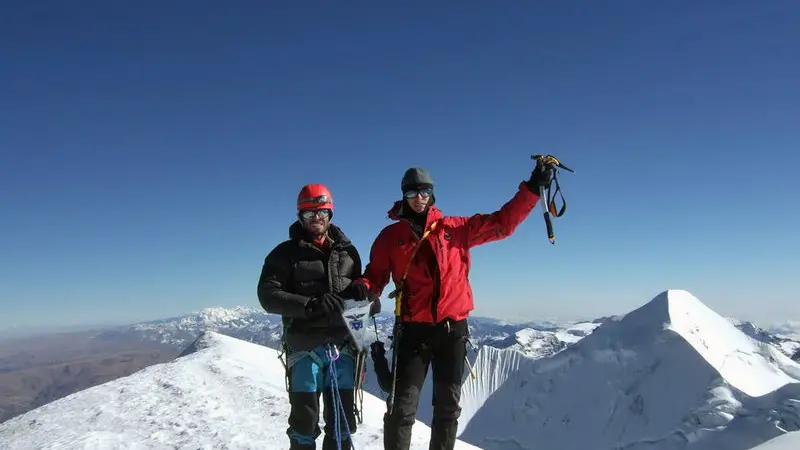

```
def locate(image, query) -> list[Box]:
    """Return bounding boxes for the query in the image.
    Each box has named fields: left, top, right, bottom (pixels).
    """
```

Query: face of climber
left=403, top=186, right=433, bottom=214
left=299, top=208, right=331, bottom=235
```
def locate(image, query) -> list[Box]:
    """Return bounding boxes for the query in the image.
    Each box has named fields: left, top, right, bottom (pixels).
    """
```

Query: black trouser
left=286, top=346, right=357, bottom=450
left=383, top=319, right=468, bottom=450
left=288, top=390, right=356, bottom=450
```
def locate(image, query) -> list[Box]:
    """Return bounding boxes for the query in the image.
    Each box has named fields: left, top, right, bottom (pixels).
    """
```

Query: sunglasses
left=299, top=209, right=332, bottom=220
left=403, top=188, right=433, bottom=199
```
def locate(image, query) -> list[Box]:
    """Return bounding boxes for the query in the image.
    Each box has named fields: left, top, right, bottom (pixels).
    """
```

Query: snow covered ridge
left=0, top=332, right=480, bottom=450
left=455, top=289, right=800, bottom=450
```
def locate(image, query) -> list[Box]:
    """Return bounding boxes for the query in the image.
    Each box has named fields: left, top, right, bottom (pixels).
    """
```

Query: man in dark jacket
left=257, top=183, right=373, bottom=450
left=353, top=165, right=551, bottom=450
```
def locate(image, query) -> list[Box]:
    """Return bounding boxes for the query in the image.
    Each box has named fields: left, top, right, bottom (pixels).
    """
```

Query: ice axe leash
left=530, top=154, right=574, bottom=245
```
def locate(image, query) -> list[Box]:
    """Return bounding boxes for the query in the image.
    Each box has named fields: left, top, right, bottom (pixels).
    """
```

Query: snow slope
left=750, top=431, right=800, bottom=449
left=456, top=289, right=800, bottom=450
left=0, top=332, right=480, bottom=450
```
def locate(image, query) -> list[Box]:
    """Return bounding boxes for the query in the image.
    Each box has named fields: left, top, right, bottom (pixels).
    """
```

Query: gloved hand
left=341, top=279, right=369, bottom=300
left=525, top=165, right=553, bottom=193
left=370, top=340, right=386, bottom=359
left=306, top=293, right=345, bottom=317
left=370, top=340, right=393, bottom=393
left=369, top=296, right=382, bottom=316
left=341, top=279, right=381, bottom=314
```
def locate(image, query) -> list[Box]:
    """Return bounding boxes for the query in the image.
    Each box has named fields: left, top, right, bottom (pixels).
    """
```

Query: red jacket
left=360, top=182, right=539, bottom=324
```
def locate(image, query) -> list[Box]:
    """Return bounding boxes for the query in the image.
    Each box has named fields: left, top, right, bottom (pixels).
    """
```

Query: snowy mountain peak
left=454, top=289, right=800, bottom=450
left=619, top=289, right=797, bottom=397
left=0, top=331, right=479, bottom=449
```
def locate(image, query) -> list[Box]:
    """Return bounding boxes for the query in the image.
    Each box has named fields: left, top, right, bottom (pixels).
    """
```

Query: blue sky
left=1, top=1, right=799, bottom=330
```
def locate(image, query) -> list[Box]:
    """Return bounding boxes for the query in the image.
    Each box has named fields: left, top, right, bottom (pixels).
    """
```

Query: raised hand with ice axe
left=529, top=154, right=575, bottom=244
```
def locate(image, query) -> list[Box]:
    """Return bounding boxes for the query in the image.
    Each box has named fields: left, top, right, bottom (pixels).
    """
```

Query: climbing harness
left=530, top=154, right=575, bottom=245
left=326, top=344, right=355, bottom=450
left=277, top=304, right=371, bottom=432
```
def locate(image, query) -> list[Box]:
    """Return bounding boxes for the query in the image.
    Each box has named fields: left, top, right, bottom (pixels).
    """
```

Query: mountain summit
left=0, top=332, right=479, bottom=450
left=3, top=289, right=798, bottom=450
left=456, top=289, right=800, bottom=450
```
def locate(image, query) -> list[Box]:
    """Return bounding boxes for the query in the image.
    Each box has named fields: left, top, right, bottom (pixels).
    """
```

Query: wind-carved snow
left=455, top=289, right=800, bottom=450
left=0, top=332, right=480, bottom=450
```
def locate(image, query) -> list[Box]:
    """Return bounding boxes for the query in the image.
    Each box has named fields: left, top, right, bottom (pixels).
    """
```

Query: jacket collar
left=387, top=200, right=443, bottom=230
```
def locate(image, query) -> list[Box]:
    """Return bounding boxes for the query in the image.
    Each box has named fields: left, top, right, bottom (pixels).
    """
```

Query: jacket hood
left=288, top=221, right=352, bottom=248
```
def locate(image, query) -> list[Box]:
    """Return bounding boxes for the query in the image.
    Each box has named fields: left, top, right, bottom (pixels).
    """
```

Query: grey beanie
left=401, top=167, right=434, bottom=191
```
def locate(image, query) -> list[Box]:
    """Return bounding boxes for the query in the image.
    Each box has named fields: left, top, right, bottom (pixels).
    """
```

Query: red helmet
left=297, top=184, right=334, bottom=211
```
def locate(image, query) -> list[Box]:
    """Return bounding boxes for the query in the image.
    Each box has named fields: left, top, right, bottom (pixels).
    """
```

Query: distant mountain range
left=97, top=305, right=800, bottom=362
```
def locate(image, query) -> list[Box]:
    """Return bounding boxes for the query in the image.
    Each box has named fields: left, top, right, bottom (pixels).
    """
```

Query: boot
left=429, top=417, right=459, bottom=450
left=322, top=433, right=352, bottom=450
left=289, top=440, right=315, bottom=450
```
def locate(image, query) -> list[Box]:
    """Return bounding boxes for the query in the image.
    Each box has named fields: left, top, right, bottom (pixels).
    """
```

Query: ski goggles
left=403, top=188, right=433, bottom=199
left=298, top=195, right=332, bottom=206
left=299, top=209, right=332, bottom=220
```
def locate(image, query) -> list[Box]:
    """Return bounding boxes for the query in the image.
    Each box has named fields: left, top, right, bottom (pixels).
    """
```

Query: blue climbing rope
left=326, top=344, right=354, bottom=450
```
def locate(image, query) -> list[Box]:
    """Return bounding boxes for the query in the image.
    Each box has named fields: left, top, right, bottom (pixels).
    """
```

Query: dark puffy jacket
left=361, top=182, right=538, bottom=324
left=257, top=221, right=362, bottom=351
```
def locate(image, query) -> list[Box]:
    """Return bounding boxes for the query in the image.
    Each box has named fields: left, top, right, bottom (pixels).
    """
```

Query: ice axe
left=530, top=154, right=574, bottom=244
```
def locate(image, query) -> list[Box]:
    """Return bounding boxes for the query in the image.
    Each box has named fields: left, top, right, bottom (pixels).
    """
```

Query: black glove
left=370, top=340, right=393, bottom=393
left=340, top=279, right=369, bottom=301
left=370, top=340, right=386, bottom=359
left=369, top=296, right=382, bottom=316
left=525, top=165, right=553, bottom=193
left=306, top=293, right=345, bottom=317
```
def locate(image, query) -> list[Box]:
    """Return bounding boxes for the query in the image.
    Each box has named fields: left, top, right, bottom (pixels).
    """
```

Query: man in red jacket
left=348, top=165, right=552, bottom=450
